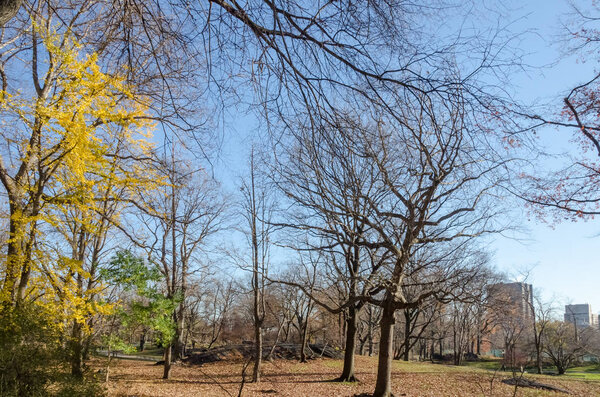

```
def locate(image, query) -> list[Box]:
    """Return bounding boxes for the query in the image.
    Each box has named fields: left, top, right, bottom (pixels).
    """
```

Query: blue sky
left=212, top=0, right=600, bottom=318
left=489, top=0, right=600, bottom=316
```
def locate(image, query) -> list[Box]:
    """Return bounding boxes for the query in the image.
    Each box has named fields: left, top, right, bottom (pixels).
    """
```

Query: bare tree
left=358, top=304, right=381, bottom=357
left=394, top=297, right=440, bottom=362
left=129, top=149, right=225, bottom=378
left=544, top=320, right=587, bottom=375
left=238, top=147, right=275, bottom=382
left=528, top=293, right=554, bottom=374
left=351, top=92, right=510, bottom=397
left=269, top=111, right=392, bottom=382
left=202, top=278, right=237, bottom=349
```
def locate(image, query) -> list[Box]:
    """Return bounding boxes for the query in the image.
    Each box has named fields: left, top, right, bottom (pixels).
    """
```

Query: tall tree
left=0, top=19, right=153, bottom=308
left=270, top=113, right=390, bottom=382
left=131, top=150, right=225, bottom=378
left=351, top=92, right=509, bottom=397
left=239, top=148, right=274, bottom=382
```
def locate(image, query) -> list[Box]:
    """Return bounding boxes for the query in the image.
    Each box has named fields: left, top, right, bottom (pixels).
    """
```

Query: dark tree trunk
left=373, top=302, right=395, bottom=397
left=163, top=344, right=172, bottom=379
left=139, top=331, right=146, bottom=352
left=2, top=208, right=20, bottom=305
left=338, top=306, right=358, bottom=381
left=70, top=321, right=83, bottom=378
left=252, top=323, right=262, bottom=382
left=402, top=310, right=411, bottom=361
left=300, top=317, right=309, bottom=363
left=174, top=304, right=186, bottom=360
left=368, top=309, right=374, bottom=357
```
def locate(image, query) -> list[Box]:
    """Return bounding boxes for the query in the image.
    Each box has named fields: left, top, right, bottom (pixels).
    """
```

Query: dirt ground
left=95, top=355, right=600, bottom=397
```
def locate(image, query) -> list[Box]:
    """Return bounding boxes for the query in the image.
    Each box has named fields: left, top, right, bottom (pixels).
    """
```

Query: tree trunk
left=338, top=306, right=358, bottom=381
left=140, top=331, right=146, bottom=352
left=252, top=323, right=262, bottom=382
left=402, top=310, right=411, bottom=361
left=267, top=324, right=283, bottom=361
left=300, top=317, right=309, bottom=363
left=368, top=310, right=374, bottom=357
left=3, top=206, right=25, bottom=306
left=174, top=305, right=186, bottom=360
left=70, top=321, right=83, bottom=378
left=105, top=346, right=112, bottom=383
left=163, top=344, right=172, bottom=379
left=373, top=302, right=395, bottom=397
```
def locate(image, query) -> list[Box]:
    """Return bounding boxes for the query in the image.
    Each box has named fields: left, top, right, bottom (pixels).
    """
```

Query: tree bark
left=70, top=321, right=83, bottom=378
left=139, top=331, right=146, bottom=352
left=3, top=205, right=25, bottom=306
left=0, top=0, right=21, bottom=27
left=373, top=302, right=395, bottom=397
left=338, top=306, right=358, bottom=381
left=402, top=309, right=411, bottom=361
left=163, top=344, right=172, bottom=379
left=173, top=312, right=185, bottom=360
left=300, top=317, right=309, bottom=363
left=252, top=323, right=262, bottom=382
left=368, top=307, right=374, bottom=357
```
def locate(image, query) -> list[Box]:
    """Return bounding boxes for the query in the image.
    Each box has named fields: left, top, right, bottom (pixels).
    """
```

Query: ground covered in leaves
left=95, top=355, right=600, bottom=396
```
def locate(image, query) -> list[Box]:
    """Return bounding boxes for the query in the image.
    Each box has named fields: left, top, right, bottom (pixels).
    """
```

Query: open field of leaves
left=97, top=356, right=600, bottom=397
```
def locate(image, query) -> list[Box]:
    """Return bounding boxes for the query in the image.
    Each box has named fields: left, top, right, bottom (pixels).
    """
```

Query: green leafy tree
left=101, top=251, right=179, bottom=380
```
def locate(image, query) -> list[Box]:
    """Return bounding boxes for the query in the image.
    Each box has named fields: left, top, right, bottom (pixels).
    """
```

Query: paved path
left=95, top=350, right=160, bottom=362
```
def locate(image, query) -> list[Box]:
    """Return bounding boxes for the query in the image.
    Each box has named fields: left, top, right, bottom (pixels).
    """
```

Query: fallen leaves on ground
left=94, top=355, right=600, bottom=397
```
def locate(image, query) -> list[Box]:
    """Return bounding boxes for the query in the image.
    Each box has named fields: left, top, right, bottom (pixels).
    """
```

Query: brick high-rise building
left=488, top=282, right=534, bottom=320
left=480, top=282, right=535, bottom=357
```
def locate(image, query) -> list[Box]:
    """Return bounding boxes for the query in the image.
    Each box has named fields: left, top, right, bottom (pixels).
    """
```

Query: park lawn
left=562, top=364, right=600, bottom=381
left=566, top=363, right=600, bottom=373
left=94, top=355, right=600, bottom=396
left=128, top=346, right=164, bottom=360
left=463, top=360, right=600, bottom=381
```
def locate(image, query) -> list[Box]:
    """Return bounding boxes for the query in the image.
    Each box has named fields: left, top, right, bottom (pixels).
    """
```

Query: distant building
left=564, top=304, right=597, bottom=328
left=480, top=282, right=534, bottom=357
left=488, top=282, right=534, bottom=320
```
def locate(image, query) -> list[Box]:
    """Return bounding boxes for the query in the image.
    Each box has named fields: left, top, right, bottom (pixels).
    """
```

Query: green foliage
left=0, top=305, right=58, bottom=396
left=0, top=304, right=103, bottom=396
left=102, top=250, right=161, bottom=294
left=101, top=334, right=136, bottom=355
left=103, top=250, right=179, bottom=348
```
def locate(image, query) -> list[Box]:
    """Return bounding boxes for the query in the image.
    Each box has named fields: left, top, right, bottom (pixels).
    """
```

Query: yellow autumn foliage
left=0, top=21, right=160, bottom=334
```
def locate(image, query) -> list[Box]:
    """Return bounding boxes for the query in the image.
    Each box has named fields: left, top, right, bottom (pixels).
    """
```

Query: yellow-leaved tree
left=0, top=17, right=157, bottom=334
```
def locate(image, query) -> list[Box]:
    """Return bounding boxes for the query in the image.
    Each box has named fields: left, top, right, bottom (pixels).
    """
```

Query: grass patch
left=562, top=372, right=600, bottom=381
left=393, top=360, right=483, bottom=374
left=462, top=360, right=502, bottom=371
left=286, top=362, right=315, bottom=374
left=132, top=347, right=163, bottom=358
left=322, top=360, right=343, bottom=369
left=567, top=364, right=600, bottom=373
